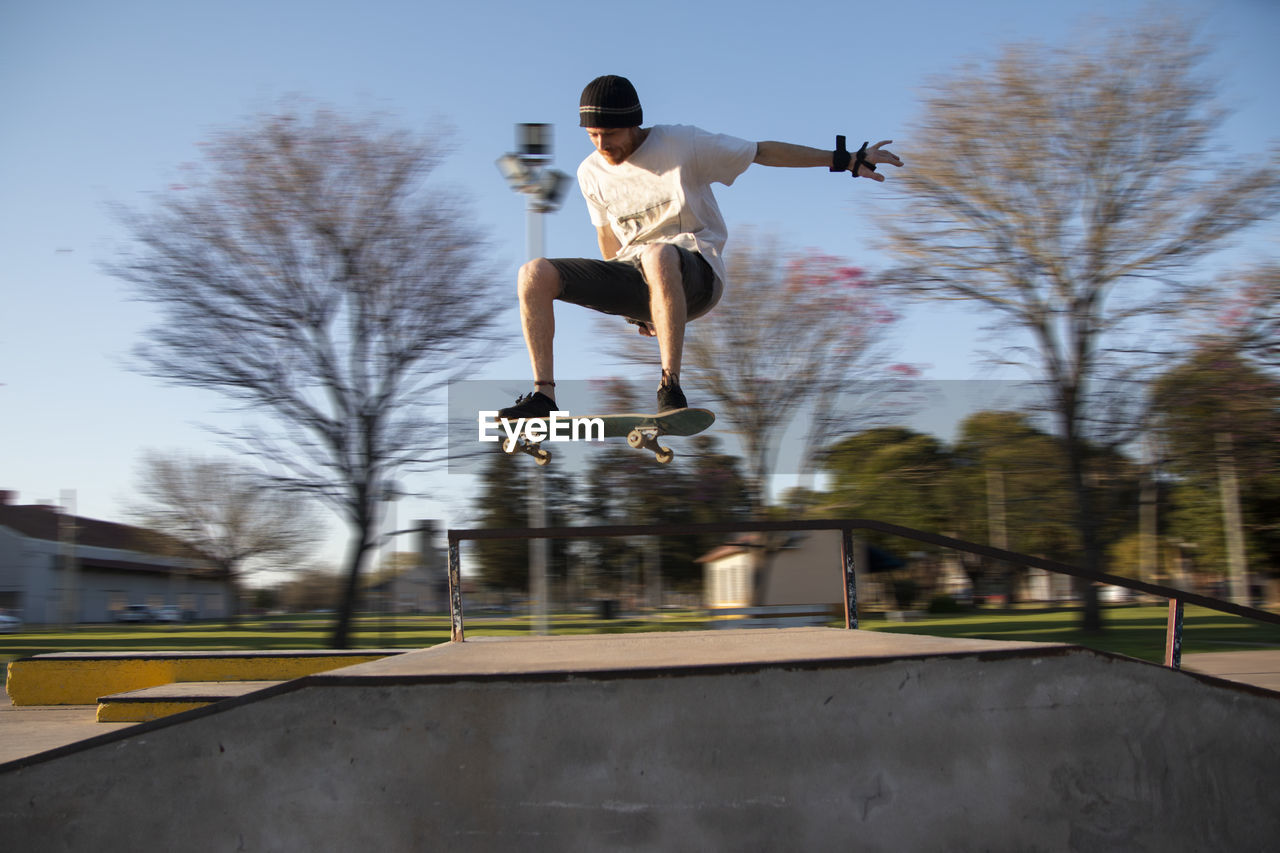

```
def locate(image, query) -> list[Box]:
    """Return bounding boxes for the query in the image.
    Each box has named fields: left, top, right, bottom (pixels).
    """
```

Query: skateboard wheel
left=535, top=448, right=552, bottom=466
left=627, top=429, right=645, bottom=449
left=655, top=447, right=674, bottom=464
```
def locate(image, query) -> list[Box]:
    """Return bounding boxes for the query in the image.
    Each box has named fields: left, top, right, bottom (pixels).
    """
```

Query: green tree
left=821, top=413, right=1140, bottom=603
left=821, top=427, right=955, bottom=539
left=472, top=446, right=577, bottom=594
left=580, top=442, right=686, bottom=598
left=1149, top=347, right=1280, bottom=601
left=472, top=446, right=532, bottom=592
left=685, top=435, right=754, bottom=525
left=951, top=412, right=1075, bottom=552
left=880, top=17, right=1280, bottom=629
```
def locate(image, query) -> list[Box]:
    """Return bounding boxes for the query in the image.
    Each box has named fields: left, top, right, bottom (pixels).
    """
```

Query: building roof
left=696, top=532, right=808, bottom=564
left=0, top=501, right=219, bottom=575
left=696, top=544, right=750, bottom=564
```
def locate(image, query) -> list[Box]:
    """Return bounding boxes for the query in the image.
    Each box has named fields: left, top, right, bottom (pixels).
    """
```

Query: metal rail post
left=448, top=539, right=464, bottom=642
left=840, top=528, right=860, bottom=629
left=1164, top=598, right=1184, bottom=669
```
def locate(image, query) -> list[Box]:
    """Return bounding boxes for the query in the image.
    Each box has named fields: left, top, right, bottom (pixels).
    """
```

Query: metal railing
left=446, top=518, right=1280, bottom=668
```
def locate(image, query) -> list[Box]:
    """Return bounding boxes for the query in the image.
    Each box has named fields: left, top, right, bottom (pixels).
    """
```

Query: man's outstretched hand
left=854, top=140, right=903, bottom=182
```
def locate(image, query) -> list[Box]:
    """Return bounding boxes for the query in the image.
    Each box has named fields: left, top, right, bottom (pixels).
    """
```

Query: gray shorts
left=549, top=246, right=714, bottom=323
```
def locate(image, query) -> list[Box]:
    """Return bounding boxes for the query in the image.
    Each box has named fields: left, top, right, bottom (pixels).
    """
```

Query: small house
left=0, top=491, right=234, bottom=624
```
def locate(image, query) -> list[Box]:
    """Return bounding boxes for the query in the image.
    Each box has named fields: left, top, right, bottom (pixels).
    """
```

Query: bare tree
left=879, top=17, right=1280, bottom=629
left=128, top=451, right=323, bottom=606
left=610, top=234, right=902, bottom=514
left=107, top=103, right=504, bottom=646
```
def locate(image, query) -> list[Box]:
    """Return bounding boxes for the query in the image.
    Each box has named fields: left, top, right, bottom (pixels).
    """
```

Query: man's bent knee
left=518, top=258, right=562, bottom=301
left=639, top=243, right=680, bottom=271
left=639, top=245, right=684, bottom=299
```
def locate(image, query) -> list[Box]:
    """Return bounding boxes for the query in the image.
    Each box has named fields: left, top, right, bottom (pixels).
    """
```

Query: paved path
left=1182, top=649, right=1280, bottom=693
left=0, top=685, right=135, bottom=765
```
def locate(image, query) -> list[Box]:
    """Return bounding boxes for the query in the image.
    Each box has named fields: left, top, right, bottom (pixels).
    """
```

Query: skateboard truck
left=498, top=408, right=712, bottom=466
left=502, top=436, right=551, bottom=466
left=626, top=427, right=674, bottom=464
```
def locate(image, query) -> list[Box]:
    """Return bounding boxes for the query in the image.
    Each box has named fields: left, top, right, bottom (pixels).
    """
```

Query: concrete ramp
left=2, top=628, right=1277, bottom=852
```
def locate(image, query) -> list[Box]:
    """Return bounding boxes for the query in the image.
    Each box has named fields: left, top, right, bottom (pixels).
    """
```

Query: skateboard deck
left=503, top=407, right=714, bottom=465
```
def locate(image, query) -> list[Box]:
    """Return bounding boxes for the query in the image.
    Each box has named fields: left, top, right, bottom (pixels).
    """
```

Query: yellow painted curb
left=6, top=653, right=395, bottom=705
left=7, top=658, right=170, bottom=706
left=97, top=700, right=212, bottom=724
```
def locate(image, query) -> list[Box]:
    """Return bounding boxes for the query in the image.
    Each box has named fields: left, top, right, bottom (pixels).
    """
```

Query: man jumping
left=498, top=74, right=902, bottom=420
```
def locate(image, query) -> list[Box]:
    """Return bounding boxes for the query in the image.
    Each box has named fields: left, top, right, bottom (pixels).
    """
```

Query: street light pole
left=497, top=124, right=569, bottom=636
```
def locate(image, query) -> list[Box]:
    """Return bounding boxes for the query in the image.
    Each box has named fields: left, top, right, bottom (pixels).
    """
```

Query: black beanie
left=579, top=75, right=643, bottom=128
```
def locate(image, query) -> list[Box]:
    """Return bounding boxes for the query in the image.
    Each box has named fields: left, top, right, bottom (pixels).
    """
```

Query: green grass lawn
left=3, top=605, right=1277, bottom=667
left=863, top=605, right=1280, bottom=663
left=0, top=611, right=687, bottom=663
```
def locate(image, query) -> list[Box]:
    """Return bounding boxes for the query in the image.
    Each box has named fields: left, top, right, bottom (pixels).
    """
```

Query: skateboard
left=503, top=407, right=715, bottom=465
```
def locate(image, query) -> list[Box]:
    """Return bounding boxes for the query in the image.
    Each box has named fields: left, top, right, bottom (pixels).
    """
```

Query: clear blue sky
left=2, top=0, right=1276, bottom=567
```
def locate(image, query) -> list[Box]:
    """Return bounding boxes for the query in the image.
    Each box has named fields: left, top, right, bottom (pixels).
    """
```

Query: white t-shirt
left=577, top=124, right=757, bottom=318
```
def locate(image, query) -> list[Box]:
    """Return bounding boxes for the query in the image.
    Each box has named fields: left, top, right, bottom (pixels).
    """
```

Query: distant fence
left=446, top=518, right=1280, bottom=668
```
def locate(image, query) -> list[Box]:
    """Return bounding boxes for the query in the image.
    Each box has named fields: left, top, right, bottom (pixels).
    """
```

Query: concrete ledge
left=96, top=682, right=283, bottom=723
left=3, top=630, right=1277, bottom=850
left=6, top=650, right=405, bottom=705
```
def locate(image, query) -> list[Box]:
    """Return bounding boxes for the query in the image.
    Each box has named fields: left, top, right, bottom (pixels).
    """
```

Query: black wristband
left=853, top=140, right=877, bottom=176
left=831, top=135, right=851, bottom=172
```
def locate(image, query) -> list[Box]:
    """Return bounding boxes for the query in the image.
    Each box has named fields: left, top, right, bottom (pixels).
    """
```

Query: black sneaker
left=498, top=391, right=557, bottom=421
left=656, top=382, right=687, bottom=413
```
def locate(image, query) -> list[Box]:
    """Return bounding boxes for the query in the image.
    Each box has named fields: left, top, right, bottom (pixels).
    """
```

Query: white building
left=0, top=491, right=235, bottom=624
left=701, top=531, right=853, bottom=610
left=700, top=531, right=914, bottom=613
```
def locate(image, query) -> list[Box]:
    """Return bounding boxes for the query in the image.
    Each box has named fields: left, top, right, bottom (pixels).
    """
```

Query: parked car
left=113, top=604, right=155, bottom=623
left=0, top=611, right=21, bottom=633
left=153, top=605, right=191, bottom=623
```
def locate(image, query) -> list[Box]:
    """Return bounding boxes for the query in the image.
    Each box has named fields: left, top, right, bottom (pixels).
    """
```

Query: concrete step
left=97, top=681, right=284, bottom=723
left=6, top=650, right=405, bottom=705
